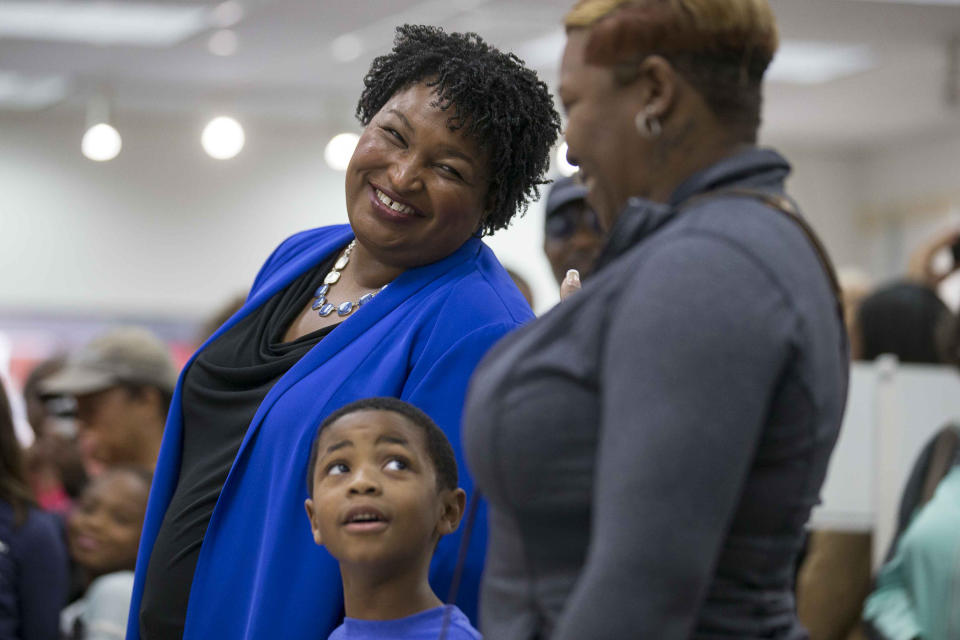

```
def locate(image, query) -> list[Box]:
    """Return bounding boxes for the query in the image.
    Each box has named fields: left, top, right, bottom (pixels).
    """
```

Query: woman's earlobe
left=634, top=107, right=662, bottom=139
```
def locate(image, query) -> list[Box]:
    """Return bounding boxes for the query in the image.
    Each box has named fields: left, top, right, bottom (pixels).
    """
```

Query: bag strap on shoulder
left=682, top=187, right=845, bottom=320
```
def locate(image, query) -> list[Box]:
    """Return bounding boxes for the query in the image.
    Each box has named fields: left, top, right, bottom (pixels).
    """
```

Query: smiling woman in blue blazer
left=129, top=25, right=560, bottom=640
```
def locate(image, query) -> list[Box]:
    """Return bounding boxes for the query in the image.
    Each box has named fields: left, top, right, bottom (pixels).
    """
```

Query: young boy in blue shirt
left=304, top=397, right=481, bottom=640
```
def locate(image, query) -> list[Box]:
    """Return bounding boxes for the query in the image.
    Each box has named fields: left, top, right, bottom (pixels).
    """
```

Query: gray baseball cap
left=41, top=327, right=178, bottom=397
left=545, top=175, right=588, bottom=218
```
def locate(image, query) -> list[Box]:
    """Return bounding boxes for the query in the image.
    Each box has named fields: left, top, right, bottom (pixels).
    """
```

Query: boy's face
left=304, top=410, right=464, bottom=570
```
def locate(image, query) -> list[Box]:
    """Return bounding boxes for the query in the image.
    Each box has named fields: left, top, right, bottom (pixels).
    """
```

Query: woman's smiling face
left=344, top=82, right=490, bottom=269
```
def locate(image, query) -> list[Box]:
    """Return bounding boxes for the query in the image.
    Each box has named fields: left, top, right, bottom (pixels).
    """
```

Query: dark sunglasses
left=545, top=206, right=603, bottom=239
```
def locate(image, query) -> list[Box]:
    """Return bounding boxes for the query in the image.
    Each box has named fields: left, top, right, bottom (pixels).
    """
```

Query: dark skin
left=74, top=386, right=165, bottom=470
left=68, top=470, right=149, bottom=579
left=559, top=29, right=752, bottom=229
left=284, top=83, right=490, bottom=342
left=304, top=412, right=465, bottom=620
left=543, top=199, right=604, bottom=285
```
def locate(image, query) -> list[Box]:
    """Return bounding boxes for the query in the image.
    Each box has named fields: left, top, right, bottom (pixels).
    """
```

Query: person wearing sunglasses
left=543, top=175, right=605, bottom=287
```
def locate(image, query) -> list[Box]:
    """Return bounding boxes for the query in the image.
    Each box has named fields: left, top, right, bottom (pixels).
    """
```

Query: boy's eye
left=384, top=458, right=408, bottom=471
left=327, top=462, right=349, bottom=476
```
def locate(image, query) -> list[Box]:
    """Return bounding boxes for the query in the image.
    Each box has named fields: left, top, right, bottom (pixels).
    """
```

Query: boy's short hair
left=306, top=398, right=458, bottom=498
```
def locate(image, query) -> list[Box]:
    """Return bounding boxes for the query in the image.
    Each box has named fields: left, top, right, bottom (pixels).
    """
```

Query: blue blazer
left=126, top=225, right=533, bottom=640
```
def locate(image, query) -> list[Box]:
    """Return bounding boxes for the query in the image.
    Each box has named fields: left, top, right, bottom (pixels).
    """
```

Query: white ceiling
left=2, top=0, right=960, bottom=150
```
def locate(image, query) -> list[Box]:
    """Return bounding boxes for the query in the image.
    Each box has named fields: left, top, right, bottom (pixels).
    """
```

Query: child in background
left=304, top=397, right=479, bottom=640
left=62, top=467, right=151, bottom=640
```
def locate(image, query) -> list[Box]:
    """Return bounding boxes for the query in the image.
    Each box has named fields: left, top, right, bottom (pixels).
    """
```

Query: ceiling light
left=82, top=123, right=122, bottom=162
left=81, top=94, right=121, bottom=162
left=331, top=35, right=363, bottom=63
left=0, top=2, right=208, bottom=47
left=555, top=143, right=577, bottom=178
left=0, top=72, right=69, bottom=110
left=324, top=133, right=359, bottom=171
left=208, top=1, right=244, bottom=28
left=208, top=29, right=239, bottom=56
left=202, top=117, right=245, bottom=160
left=767, top=40, right=875, bottom=85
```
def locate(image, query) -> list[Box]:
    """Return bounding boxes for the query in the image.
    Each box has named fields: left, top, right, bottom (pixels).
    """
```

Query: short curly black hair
left=306, top=397, right=458, bottom=498
left=356, top=24, right=562, bottom=236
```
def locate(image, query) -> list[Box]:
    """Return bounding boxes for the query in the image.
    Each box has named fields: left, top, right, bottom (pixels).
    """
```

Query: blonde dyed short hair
left=564, top=0, right=778, bottom=138
left=565, top=0, right=778, bottom=58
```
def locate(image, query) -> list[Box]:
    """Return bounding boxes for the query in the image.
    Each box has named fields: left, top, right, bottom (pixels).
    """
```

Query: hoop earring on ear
left=634, top=109, right=662, bottom=139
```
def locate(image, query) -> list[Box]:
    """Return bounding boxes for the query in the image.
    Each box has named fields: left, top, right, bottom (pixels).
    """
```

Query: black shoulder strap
left=919, top=424, right=960, bottom=505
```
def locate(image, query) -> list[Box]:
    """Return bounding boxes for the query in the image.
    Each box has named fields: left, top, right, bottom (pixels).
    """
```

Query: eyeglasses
left=545, top=205, right=603, bottom=239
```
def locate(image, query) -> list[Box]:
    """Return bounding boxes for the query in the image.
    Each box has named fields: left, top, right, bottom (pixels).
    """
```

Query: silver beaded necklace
left=311, top=240, right=386, bottom=318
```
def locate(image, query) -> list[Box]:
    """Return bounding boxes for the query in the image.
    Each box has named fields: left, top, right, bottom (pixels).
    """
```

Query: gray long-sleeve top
left=463, top=148, right=849, bottom=639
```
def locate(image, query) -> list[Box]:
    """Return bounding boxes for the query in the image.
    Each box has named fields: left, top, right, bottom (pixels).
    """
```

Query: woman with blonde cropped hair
left=463, top=1, right=849, bottom=638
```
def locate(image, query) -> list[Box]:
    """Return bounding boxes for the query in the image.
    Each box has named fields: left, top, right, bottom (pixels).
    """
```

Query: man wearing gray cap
left=42, top=327, right=177, bottom=471
left=544, top=175, right=605, bottom=287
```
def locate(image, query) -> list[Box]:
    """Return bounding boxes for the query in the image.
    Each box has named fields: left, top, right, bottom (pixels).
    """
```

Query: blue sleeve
left=402, top=321, right=519, bottom=625
left=553, top=235, right=794, bottom=639
left=17, top=511, right=70, bottom=640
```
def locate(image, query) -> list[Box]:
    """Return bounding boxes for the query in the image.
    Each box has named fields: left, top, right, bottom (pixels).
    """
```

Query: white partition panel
left=809, top=359, right=960, bottom=569
left=809, top=363, right=879, bottom=532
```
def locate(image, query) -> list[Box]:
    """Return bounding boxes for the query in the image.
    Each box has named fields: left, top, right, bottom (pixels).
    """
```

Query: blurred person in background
left=61, top=467, right=150, bottom=640
left=464, top=1, right=848, bottom=638
left=838, top=267, right=874, bottom=343
left=22, top=357, right=87, bottom=514
left=847, top=226, right=960, bottom=364
left=798, top=232, right=960, bottom=640
left=862, top=425, right=960, bottom=640
left=907, top=227, right=960, bottom=293
left=858, top=241, right=960, bottom=640
left=40, top=328, right=176, bottom=474
left=853, top=282, right=953, bottom=364
left=0, top=379, right=70, bottom=640
left=23, top=357, right=66, bottom=444
left=130, top=25, right=559, bottom=640
left=543, top=175, right=605, bottom=286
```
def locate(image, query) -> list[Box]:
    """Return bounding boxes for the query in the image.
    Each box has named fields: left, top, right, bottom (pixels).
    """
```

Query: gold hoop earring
left=634, top=110, right=662, bottom=139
